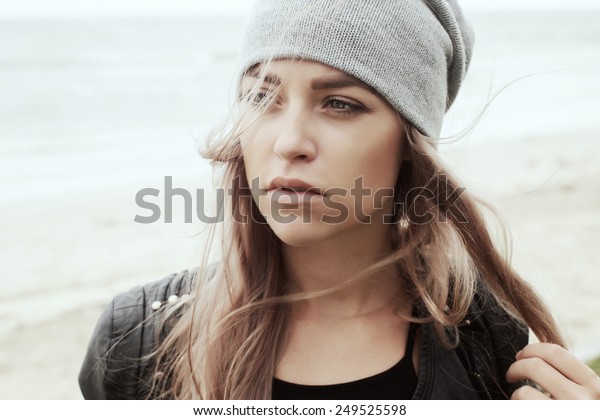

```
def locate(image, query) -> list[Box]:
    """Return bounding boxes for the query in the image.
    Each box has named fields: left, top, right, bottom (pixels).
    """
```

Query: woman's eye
left=241, top=90, right=272, bottom=106
left=326, top=98, right=365, bottom=115
left=251, top=92, right=269, bottom=104
left=330, top=99, right=351, bottom=109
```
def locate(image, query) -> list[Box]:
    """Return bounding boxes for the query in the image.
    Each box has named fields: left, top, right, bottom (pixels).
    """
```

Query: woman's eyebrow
left=244, top=65, right=376, bottom=94
left=244, top=66, right=282, bottom=85
left=311, top=75, right=375, bottom=93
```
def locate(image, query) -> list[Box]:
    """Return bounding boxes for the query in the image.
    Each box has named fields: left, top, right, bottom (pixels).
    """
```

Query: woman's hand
left=507, top=342, right=600, bottom=399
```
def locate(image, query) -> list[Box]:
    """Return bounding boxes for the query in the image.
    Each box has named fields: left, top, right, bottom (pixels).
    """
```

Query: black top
left=272, top=324, right=418, bottom=400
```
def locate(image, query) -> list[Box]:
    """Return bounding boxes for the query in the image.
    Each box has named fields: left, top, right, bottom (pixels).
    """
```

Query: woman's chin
left=266, top=218, right=338, bottom=248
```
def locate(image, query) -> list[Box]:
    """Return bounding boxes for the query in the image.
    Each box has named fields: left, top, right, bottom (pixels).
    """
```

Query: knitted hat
left=237, top=0, right=475, bottom=138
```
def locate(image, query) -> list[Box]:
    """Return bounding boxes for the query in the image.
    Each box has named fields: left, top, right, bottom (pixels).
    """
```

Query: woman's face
left=239, top=59, right=407, bottom=247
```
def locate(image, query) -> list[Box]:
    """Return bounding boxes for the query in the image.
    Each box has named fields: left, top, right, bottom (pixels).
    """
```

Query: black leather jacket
left=79, top=268, right=529, bottom=399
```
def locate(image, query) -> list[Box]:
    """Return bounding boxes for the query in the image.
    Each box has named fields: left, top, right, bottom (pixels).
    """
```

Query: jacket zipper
left=472, top=372, right=493, bottom=400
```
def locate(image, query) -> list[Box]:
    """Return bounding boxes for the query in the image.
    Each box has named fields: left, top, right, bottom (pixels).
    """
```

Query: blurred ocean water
left=443, top=11, right=600, bottom=143
left=1, top=12, right=599, bottom=189
left=0, top=11, right=599, bottom=335
left=0, top=17, right=242, bottom=197
left=1, top=13, right=599, bottom=141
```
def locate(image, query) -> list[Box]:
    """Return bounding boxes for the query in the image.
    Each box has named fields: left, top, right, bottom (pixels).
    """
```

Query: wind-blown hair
left=147, top=59, right=564, bottom=400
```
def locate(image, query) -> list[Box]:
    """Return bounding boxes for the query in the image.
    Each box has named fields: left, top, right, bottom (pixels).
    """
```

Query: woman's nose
left=272, top=105, right=317, bottom=162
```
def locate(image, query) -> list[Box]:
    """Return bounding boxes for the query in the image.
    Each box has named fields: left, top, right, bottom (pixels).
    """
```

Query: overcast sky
left=1, top=0, right=599, bottom=18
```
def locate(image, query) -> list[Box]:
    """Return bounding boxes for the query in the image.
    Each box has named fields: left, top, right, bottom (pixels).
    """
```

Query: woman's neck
left=281, top=223, right=403, bottom=319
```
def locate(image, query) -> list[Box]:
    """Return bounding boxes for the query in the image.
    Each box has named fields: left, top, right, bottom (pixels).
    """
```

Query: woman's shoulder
left=112, top=267, right=198, bottom=312
left=455, top=277, right=530, bottom=398
left=78, top=267, right=202, bottom=399
left=415, top=276, right=529, bottom=399
left=465, top=277, right=530, bottom=348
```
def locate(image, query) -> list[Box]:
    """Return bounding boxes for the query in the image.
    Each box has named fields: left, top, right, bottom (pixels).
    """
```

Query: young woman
left=79, top=0, right=600, bottom=400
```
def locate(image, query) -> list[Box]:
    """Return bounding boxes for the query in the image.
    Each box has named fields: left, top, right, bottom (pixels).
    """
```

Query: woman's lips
left=267, top=177, right=325, bottom=197
left=267, top=178, right=324, bottom=205
left=268, top=188, right=323, bottom=204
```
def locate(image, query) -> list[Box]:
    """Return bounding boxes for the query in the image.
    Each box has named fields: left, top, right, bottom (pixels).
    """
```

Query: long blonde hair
left=147, top=74, right=564, bottom=397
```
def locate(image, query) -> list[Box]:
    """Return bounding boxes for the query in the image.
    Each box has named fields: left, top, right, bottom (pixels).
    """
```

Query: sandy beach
left=1, top=11, right=599, bottom=399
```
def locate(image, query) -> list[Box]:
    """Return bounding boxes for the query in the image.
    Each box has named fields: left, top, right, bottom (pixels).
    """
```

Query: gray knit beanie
left=237, top=0, right=474, bottom=138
